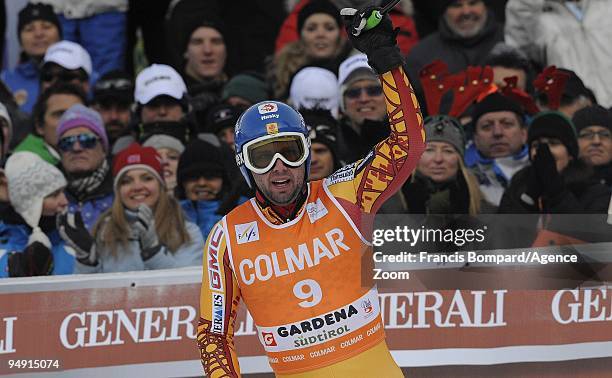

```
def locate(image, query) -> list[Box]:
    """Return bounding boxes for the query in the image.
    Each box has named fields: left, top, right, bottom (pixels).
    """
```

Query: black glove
left=521, top=166, right=542, bottom=206
left=533, top=143, right=563, bottom=197
left=341, top=6, right=403, bottom=73
left=7, top=242, right=53, bottom=277
left=403, top=174, right=431, bottom=213
left=132, top=204, right=163, bottom=261
left=58, top=211, right=97, bottom=266
left=449, top=171, right=470, bottom=214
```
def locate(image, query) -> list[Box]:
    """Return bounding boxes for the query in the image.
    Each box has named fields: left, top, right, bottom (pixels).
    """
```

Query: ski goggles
left=240, top=132, right=310, bottom=174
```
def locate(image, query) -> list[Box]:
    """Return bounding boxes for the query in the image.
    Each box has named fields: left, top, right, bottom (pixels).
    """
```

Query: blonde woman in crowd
left=59, top=143, right=203, bottom=273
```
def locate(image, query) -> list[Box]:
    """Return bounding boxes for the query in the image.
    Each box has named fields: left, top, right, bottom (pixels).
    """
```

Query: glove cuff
left=367, top=45, right=404, bottom=74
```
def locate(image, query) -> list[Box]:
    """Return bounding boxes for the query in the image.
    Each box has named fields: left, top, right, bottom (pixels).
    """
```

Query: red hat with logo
left=112, top=143, right=164, bottom=190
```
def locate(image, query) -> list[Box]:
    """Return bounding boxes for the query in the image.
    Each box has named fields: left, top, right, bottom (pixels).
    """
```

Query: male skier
left=197, top=4, right=425, bottom=377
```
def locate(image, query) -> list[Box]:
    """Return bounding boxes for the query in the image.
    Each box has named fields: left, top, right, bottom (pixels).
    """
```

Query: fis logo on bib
left=258, top=103, right=278, bottom=114
left=306, top=198, right=328, bottom=223
left=235, top=221, right=259, bottom=244
left=262, top=331, right=277, bottom=346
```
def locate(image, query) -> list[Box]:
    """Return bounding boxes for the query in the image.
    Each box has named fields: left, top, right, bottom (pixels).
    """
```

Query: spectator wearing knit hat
left=14, top=83, right=87, bottom=166
left=40, top=40, right=94, bottom=96
left=205, top=103, right=241, bottom=150
left=143, top=135, right=185, bottom=195
left=400, top=115, right=485, bottom=215
left=57, top=104, right=114, bottom=231
left=221, top=72, right=269, bottom=109
left=465, top=92, right=529, bottom=208
left=1, top=3, right=62, bottom=113
left=59, top=143, right=204, bottom=274
left=289, top=66, right=339, bottom=118
left=499, top=111, right=610, bottom=215
left=300, top=107, right=341, bottom=181
left=1, top=151, right=73, bottom=277
left=179, top=19, right=228, bottom=128
left=573, top=105, right=612, bottom=187
left=498, top=111, right=611, bottom=247
left=175, top=139, right=247, bottom=238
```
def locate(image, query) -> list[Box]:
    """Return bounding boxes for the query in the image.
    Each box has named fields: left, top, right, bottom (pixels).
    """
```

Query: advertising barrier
left=1, top=255, right=611, bottom=377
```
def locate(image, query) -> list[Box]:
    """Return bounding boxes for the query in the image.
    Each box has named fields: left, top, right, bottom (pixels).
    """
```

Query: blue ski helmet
left=235, top=101, right=311, bottom=188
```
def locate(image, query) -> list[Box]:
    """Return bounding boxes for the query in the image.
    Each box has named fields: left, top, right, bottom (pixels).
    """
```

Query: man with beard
left=91, top=70, right=134, bottom=154
left=56, top=104, right=113, bottom=230
left=405, top=0, right=504, bottom=114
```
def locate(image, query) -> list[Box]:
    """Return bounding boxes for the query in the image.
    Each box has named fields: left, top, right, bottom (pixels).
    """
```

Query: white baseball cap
left=43, top=40, right=92, bottom=75
left=289, top=67, right=339, bottom=118
left=337, top=53, right=376, bottom=87
left=135, top=64, right=187, bottom=105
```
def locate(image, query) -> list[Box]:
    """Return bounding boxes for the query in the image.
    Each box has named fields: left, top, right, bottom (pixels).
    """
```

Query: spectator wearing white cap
left=35, top=0, right=128, bottom=76
left=1, top=3, right=62, bottom=113
left=40, top=40, right=94, bottom=95
left=133, top=64, right=193, bottom=144
left=289, top=66, right=339, bottom=118
left=336, top=54, right=388, bottom=163
left=14, top=83, right=87, bottom=165
left=0, top=151, right=72, bottom=277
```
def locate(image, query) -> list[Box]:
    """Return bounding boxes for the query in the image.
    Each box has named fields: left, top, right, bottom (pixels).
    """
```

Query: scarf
left=67, top=160, right=109, bottom=200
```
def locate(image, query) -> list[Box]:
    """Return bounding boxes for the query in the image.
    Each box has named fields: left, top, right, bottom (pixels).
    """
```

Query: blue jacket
left=1, top=60, right=40, bottom=114
left=181, top=197, right=248, bottom=239
left=0, top=222, right=75, bottom=278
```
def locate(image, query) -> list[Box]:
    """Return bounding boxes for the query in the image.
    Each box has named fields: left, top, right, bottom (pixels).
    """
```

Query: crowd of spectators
left=0, top=0, right=611, bottom=278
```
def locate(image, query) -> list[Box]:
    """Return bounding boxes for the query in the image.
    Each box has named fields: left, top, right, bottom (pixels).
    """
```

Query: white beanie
left=5, top=152, right=67, bottom=248
left=289, top=67, right=339, bottom=118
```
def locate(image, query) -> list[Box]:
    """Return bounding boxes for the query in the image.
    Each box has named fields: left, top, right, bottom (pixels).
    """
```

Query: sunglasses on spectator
left=57, top=134, right=100, bottom=152
left=578, top=130, right=611, bottom=140
left=344, top=85, right=383, bottom=99
left=94, top=78, right=133, bottom=92
left=41, top=70, right=88, bottom=83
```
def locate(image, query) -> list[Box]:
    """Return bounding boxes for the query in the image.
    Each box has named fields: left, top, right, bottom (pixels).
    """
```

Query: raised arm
left=197, top=221, right=242, bottom=377
left=327, top=6, right=425, bottom=215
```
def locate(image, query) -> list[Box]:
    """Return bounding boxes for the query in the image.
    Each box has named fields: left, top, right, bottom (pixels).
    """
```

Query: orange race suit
left=197, top=65, right=425, bottom=377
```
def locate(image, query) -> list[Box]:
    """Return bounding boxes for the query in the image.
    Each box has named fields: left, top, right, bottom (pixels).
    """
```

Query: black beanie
left=177, top=139, right=227, bottom=185
left=571, top=105, right=612, bottom=134
left=472, top=92, right=525, bottom=125
left=18, top=3, right=62, bottom=41
left=297, top=0, right=342, bottom=35
left=205, top=103, right=240, bottom=135
left=528, top=111, right=578, bottom=159
left=181, top=19, right=226, bottom=56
